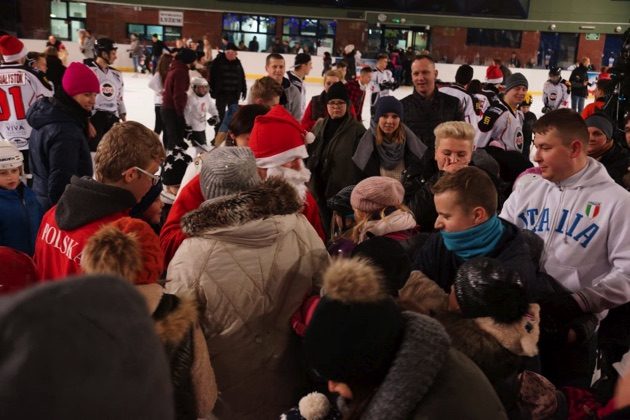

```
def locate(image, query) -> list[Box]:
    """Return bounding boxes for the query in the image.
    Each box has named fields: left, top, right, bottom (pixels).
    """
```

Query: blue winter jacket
left=0, top=183, right=44, bottom=255
left=27, top=95, right=93, bottom=210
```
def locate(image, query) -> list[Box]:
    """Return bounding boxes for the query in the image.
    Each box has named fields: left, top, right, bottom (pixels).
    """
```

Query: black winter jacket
left=209, top=53, right=246, bottom=98
left=597, top=142, right=630, bottom=188
left=401, top=90, right=464, bottom=150
left=414, top=219, right=545, bottom=299
left=569, top=64, right=589, bottom=97
left=27, top=94, right=93, bottom=210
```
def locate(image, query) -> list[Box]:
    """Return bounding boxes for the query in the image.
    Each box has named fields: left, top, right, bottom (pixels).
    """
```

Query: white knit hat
left=0, top=141, right=23, bottom=170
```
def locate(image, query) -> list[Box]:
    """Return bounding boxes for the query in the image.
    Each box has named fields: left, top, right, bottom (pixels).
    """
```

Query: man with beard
left=159, top=104, right=325, bottom=265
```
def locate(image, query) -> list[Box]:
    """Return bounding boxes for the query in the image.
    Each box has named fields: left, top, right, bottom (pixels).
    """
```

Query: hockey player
left=86, top=37, right=126, bottom=152
left=0, top=35, right=53, bottom=178
left=477, top=73, right=528, bottom=152
left=439, top=64, right=479, bottom=126
left=184, top=77, right=218, bottom=154
left=370, top=53, right=398, bottom=117
left=542, top=67, right=569, bottom=113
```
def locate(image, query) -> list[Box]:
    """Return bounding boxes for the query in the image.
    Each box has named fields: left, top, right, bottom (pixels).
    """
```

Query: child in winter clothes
left=400, top=257, right=567, bottom=420
left=184, top=77, right=218, bottom=154
left=0, top=141, right=43, bottom=255
left=542, top=67, right=569, bottom=114
left=81, top=217, right=217, bottom=419
left=520, top=93, right=537, bottom=159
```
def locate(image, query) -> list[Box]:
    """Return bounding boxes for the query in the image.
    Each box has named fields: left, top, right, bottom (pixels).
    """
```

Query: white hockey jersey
left=184, top=92, right=218, bottom=132
left=439, top=84, right=479, bottom=126
left=0, top=64, right=53, bottom=150
left=370, top=68, right=395, bottom=105
left=476, top=98, right=524, bottom=152
left=87, top=61, right=126, bottom=117
left=542, top=79, right=569, bottom=111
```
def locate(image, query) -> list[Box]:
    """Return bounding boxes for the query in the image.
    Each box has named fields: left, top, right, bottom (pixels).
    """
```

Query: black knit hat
left=304, top=258, right=404, bottom=385
left=161, top=146, right=192, bottom=186
left=454, top=257, right=529, bottom=324
left=351, top=236, right=411, bottom=297
left=130, top=181, right=162, bottom=218
left=375, top=95, right=403, bottom=120
left=325, top=81, right=349, bottom=103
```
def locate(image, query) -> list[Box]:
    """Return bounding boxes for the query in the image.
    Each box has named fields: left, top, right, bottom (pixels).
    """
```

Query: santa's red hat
left=0, top=35, right=27, bottom=63
left=486, top=65, right=503, bottom=84
left=248, top=105, right=315, bottom=168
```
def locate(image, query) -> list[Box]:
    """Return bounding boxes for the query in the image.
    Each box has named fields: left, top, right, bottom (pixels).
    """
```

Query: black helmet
left=95, top=38, right=117, bottom=53
left=548, top=66, right=561, bottom=76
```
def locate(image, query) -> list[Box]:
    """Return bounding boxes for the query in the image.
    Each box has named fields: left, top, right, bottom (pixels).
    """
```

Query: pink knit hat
left=351, top=176, right=405, bottom=213
left=62, top=62, right=100, bottom=97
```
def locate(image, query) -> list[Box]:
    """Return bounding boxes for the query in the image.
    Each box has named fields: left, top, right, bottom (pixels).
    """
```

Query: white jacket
left=501, top=159, right=630, bottom=314
left=87, top=61, right=125, bottom=116
left=476, top=98, right=524, bottom=152
left=542, top=80, right=569, bottom=111
left=184, top=92, right=218, bottom=132
left=148, top=73, right=163, bottom=106
left=440, top=84, right=479, bottom=127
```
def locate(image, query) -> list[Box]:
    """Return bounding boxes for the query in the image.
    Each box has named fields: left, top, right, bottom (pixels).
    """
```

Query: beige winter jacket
left=166, top=178, right=329, bottom=420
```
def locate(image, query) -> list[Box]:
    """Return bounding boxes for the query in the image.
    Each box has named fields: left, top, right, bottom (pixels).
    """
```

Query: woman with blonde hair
left=328, top=176, right=418, bottom=256
left=352, top=96, right=427, bottom=182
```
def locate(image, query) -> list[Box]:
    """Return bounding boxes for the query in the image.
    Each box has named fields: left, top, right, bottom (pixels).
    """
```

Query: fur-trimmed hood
left=154, top=296, right=199, bottom=346
left=181, top=177, right=302, bottom=238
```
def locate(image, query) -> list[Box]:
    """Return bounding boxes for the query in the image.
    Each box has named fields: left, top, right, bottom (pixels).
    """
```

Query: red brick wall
left=576, top=33, right=606, bottom=71
left=18, top=0, right=49, bottom=39
left=430, top=26, right=540, bottom=67
left=85, top=3, right=223, bottom=45
left=336, top=20, right=368, bottom=53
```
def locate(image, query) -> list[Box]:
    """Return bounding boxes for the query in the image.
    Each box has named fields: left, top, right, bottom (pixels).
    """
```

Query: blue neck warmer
left=440, top=215, right=505, bottom=260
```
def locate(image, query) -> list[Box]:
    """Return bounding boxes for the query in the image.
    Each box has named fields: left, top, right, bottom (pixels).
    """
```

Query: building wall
left=576, top=33, right=607, bottom=70
left=430, top=27, right=541, bottom=67
left=336, top=21, right=368, bottom=53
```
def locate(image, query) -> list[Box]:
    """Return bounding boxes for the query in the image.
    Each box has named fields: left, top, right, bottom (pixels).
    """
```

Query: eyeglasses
left=327, top=100, right=346, bottom=107
left=133, top=166, right=160, bottom=185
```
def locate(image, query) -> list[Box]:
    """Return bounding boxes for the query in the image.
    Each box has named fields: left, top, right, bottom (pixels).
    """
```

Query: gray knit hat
left=200, top=147, right=261, bottom=200
left=504, top=72, right=528, bottom=92
left=585, top=114, right=613, bottom=140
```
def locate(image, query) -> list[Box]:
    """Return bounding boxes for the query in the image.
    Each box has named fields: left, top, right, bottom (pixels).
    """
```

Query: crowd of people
left=1, top=30, right=630, bottom=420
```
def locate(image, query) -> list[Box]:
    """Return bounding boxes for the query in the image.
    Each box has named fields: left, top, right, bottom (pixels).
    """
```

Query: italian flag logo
left=585, top=201, right=601, bottom=218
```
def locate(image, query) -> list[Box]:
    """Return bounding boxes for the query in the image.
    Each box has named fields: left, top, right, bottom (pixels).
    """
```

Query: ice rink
left=122, top=72, right=591, bottom=143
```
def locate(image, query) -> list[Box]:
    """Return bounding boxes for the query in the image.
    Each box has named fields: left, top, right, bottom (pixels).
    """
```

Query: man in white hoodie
left=501, top=108, right=630, bottom=386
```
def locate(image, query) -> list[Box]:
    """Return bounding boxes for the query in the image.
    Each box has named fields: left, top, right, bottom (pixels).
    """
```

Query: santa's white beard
left=266, top=164, right=311, bottom=201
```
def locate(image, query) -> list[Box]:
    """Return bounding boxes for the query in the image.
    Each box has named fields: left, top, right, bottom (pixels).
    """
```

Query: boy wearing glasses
left=34, top=121, right=165, bottom=281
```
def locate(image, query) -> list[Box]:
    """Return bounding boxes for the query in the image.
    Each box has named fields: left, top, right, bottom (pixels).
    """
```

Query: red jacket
left=160, top=174, right=326, bottom=266
left=35, top=208, right=127, bottom=281
left=34, top=177, right=136, bottom=281
left=162, top=60, right=190, bottom=115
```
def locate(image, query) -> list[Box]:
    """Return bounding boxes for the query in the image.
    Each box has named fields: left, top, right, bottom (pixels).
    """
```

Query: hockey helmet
left=548, top=66, right=561, bottom=77
left=0, top=140, right=23, bottom=170
left=191, top=77, right=209, bottom=88
left=95, top=38, right=118, bottom=53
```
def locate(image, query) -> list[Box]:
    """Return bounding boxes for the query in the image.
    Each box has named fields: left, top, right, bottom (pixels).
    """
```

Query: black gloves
left=207, top=116, right=218, bottom=126
left=540, top=293, right=590, bottom=344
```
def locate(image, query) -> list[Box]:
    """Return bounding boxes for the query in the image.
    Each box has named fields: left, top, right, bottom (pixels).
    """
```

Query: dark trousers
left=161, top=107, right=187, bottom=151
left=539, top=330, right=597, bottom=388
left=89, top=110, right=119, bottom=152
left=154, top=105, right=163, bottom=135
left=215, top=92, right=240, bottom=126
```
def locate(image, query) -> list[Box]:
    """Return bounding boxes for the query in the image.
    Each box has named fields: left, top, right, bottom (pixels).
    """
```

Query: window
left=466, top=29, right=522, bottom=49
left=127, top=24, right=174, bottom=42
left=281, top=17, right=337, bottom=55
left=50, top=1, right=87, bottom=41
left=222, top=14, right=278, bottom=52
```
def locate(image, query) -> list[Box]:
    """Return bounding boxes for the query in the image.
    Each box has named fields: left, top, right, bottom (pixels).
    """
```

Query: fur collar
left=154, top=297, right=198, bottom=346
left=181, top=177, right=301, bottom=237
left=475, top=303, right=540, bottom=357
